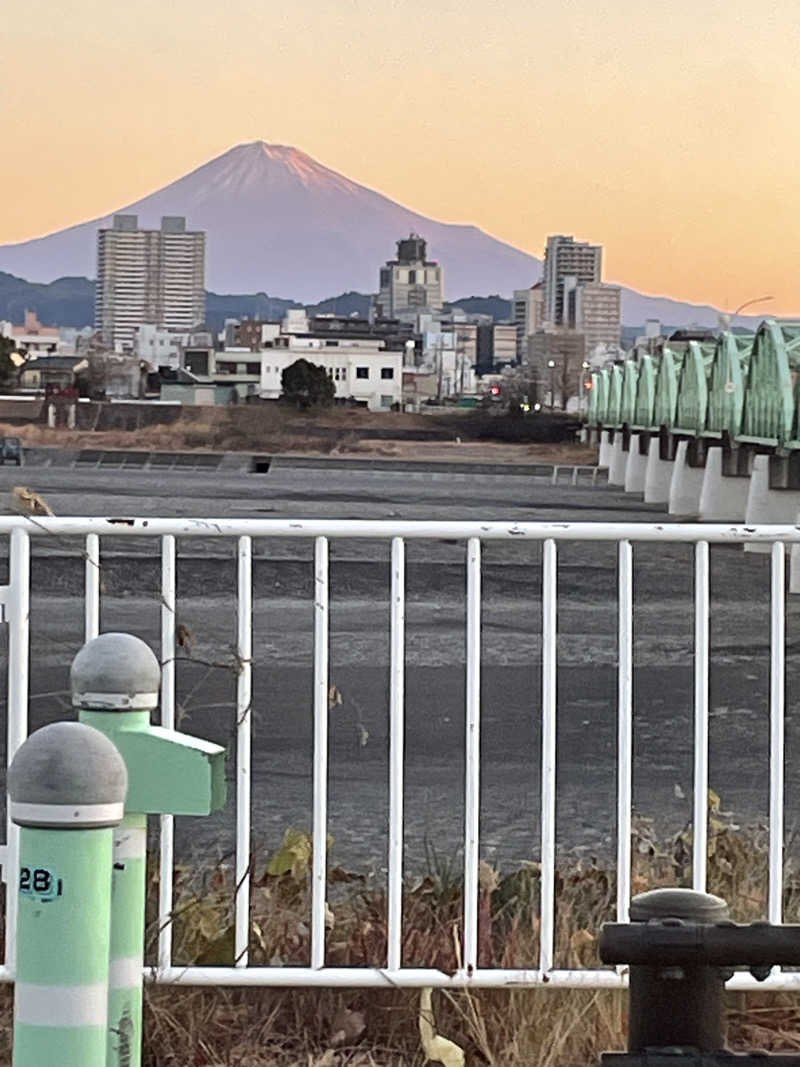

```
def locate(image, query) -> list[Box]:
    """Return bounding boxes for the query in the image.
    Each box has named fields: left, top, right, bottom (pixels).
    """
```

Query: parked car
left=0, top=437, right=23, bottom=466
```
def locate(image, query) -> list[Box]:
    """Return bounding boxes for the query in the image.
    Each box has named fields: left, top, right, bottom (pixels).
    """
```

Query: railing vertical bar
left=5, top=528, right=30, bottom=973
left=616, top=539, right=633, bottom=923
left=84, top=533, right=100, bottom=642
left=540, top=538, right=557, bottom=974
left=463, top=537, right=481, bottom=974
left=311, top=536, right=329, bottom=969
left=693, top=540, right=710, bottom=892
left=387, top=537, right=405, bottom=972
left=770, top=541, right=785, bottom=925
left=235, top=536, right=253, bottom=966
left=158, top=534, right=176, bottom=971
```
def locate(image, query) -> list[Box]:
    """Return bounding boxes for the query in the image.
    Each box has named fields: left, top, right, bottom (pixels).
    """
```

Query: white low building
left=421, top=327, right=477, bottom=396
left=134, top=325, right=184, bottom=369
left=260, top=337, right=403, bottom=411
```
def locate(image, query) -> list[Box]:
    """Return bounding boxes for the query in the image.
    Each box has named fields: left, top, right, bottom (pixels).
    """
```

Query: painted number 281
left=19, top=867, right=62, bottom=899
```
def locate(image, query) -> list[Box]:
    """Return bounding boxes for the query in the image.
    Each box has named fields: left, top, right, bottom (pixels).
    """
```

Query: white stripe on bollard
left=10, top=801, right=125, bottom=826
left=15, top=983, right=108, bottom=1027
left=111, top=823, right=146, bottom=860
left=109, top=957, right=144, bottom=990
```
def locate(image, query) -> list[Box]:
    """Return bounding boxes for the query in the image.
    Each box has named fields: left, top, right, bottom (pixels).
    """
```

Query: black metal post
left=630, top=889, right=728, bottom=1052
left=597, top=887, right=800, bottom=1065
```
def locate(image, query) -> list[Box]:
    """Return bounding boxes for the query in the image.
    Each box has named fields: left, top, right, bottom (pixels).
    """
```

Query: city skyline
left=4, top=0, right=800, bottom=314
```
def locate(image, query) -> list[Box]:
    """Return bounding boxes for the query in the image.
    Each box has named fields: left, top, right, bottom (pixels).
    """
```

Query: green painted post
left=9, top=721, right=128, bottom=1067
left=70, top=632, right=227, bottom=1067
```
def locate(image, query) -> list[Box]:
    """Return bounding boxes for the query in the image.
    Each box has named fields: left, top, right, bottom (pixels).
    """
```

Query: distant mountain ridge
left=0, top=270, right=769, bottom=337
left=0, top=271, right=497, bottom=331
left=0, top=140, right=777, bottom=328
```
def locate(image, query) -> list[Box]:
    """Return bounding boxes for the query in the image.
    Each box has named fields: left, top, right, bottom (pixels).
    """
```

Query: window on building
left=325, top=340, right=337, bottom=347
left=356, top=366, right=369, bottom=379
left=381, top=367, right=394, bottom=380
left=246, top=363, right=260, bottom=375
left=408, top=269, right=416, bottom=284
left=380, top=395, right=393, bottom=408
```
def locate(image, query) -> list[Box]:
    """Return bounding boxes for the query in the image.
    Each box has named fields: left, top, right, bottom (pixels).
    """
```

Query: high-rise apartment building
left=542, top=235, right=601, bottom=325
left=95, top=215, right=206, bottom=351
left=376, top=234, right=443, bottom=319
left=512, top=283, right=544, bottom=362
left=575, top=282, right=621, bottom=354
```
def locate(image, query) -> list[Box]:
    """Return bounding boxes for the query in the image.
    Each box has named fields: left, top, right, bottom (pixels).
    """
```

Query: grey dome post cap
left=9, top=722, right=128, bottom=828
left=71, top=632, right=161, bottom=710
left=629, top=888, right=729, bottom=923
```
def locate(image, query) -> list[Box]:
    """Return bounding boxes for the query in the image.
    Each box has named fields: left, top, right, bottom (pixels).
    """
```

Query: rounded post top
left=71, top=632, right=161, bottom=711
left=9, top=722, right=128, bottom=828
left=630, top=887, right=729, bottom=924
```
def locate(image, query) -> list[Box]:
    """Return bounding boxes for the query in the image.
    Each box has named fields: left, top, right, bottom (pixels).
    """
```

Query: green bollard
left=9, top=721, right=128, bottom=1067
left=70, top=632, right=227, bottom=1067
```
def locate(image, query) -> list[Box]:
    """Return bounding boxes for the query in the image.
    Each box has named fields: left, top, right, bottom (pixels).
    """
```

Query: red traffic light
left=490, top=385, right=501, bottom=395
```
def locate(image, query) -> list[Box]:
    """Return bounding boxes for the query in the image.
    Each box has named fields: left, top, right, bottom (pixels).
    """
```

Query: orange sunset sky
left=3, top=0, right=799, bottom=313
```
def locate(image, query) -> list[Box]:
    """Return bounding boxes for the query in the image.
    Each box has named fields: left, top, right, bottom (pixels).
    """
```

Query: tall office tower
left=575, top=282, right=622, bottom=354
left=95, top=215, right=206, bottom=351
left=512, top=282, right=544, bottom=362
left=542, top=235, right=602, bottom=325
left=376, top=234, right=443, bottom=318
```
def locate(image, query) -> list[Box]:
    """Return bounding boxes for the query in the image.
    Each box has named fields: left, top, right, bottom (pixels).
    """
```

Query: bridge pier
left=598, top=430, right=612, bottom=469
left=668, top=440, right=704, bottom=517
left=698, top=447, right=749, bottom=521
left=744, top=455, right=800, bottom=553
left=644, top=437, right=674, bottom=504
left=608, top=433, right=628, bottom=486
left=624, top=434, right=647, bottom=493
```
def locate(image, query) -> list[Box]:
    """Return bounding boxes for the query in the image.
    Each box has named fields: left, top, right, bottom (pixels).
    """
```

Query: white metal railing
left=0, top=517, right=799, bottom=989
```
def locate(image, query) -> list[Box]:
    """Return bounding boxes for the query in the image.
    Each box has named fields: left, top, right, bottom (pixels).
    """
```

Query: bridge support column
left=598, top=430, right=612, bottom=469
left=644, top=438, right=673, bottom=505
left=668, top=440, right=704, bottom=517
left=698, top=447, right=749, bottom=522
left=745, top=455, right=800, bottom=553
left=608, top=434, right=627, bottom=486
left=624, top=437, right=647, bottom=493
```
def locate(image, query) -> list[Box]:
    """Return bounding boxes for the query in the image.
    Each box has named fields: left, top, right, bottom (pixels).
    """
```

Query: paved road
left=0, top=457, right=796, bottom=876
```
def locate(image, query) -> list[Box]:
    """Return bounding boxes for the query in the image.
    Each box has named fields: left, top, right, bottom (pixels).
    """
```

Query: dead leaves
left=309, top=1053, right=380, bottom=1067
left=330, top=1006, right=367, bottom=1047
left=306, top=1006, right=368, bottom=1067
left=12, top=485, right=53, bottom=516
left=266, top=827, right=334, bottom=882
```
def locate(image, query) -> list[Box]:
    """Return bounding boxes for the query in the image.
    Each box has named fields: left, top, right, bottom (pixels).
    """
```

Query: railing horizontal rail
left=1, top=516, right=800, bottom=542
left=0, top=962, right=798, bottom=990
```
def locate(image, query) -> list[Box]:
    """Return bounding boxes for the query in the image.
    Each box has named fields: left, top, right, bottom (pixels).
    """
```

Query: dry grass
left=0, top=407, right=597, bottom=467
left=0, top=813, right=796, bottom=1063
left=127, top=811, right=800, bottom=1065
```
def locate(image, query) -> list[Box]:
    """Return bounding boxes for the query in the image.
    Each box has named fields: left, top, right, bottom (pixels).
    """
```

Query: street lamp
left=547, top=359, right=556, bottom=410
left=720, top=296, right=774, bottom=331
left=579, top=359, right=590, bottom=412
left=733, top=295, right=773, bottom=317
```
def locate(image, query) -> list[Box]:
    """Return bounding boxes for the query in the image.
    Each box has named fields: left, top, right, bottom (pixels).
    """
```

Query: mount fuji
left=0, top=141, right=766, bottom=327
left=0, top=141, right=541, bottom=302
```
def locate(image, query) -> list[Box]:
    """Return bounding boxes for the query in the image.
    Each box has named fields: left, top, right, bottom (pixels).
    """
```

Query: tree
left=0, top=336, right=18, bottom=390
left=281, top=358, right=335, bottom=408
